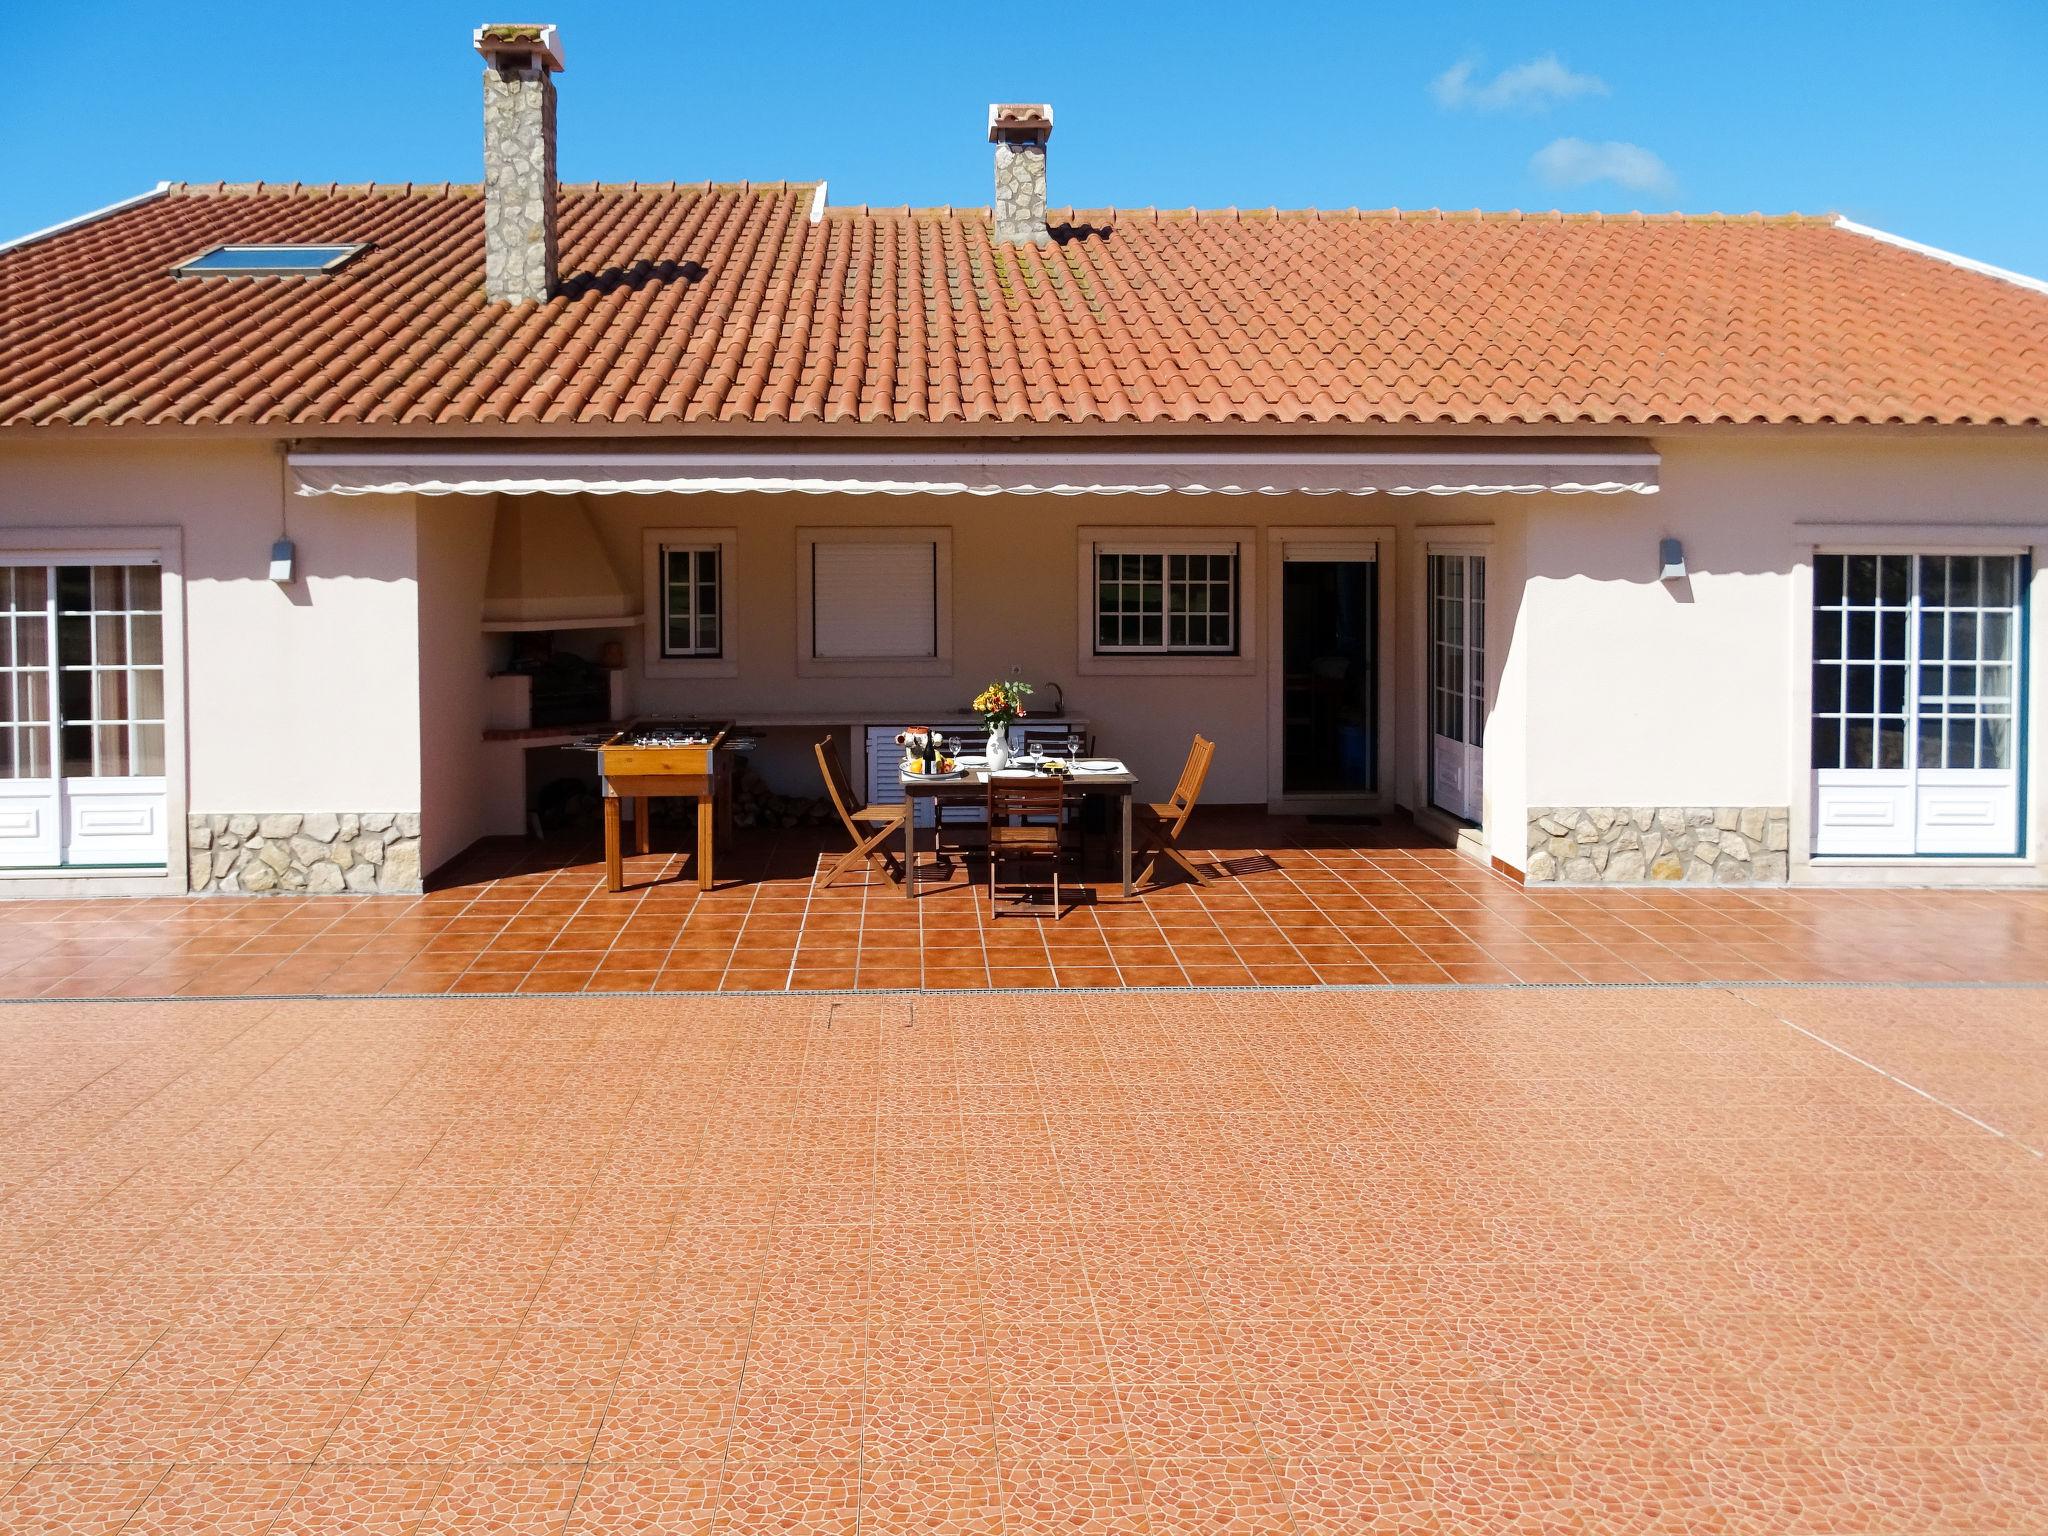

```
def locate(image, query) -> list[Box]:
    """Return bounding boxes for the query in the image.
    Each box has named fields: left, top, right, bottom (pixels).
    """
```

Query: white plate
left=989, top=768, right=1042, bottom=779
left=1074, top=759, right=1124, bottom=773
left=901, top=763, right=965, bottom=781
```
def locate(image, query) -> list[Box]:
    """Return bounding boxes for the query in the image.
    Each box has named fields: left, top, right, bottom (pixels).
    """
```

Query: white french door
left=1429, top=551, right=1485, bottom=823
left=1812, top=552, right=2026, bottom=857
left=0, top=563, right=169, bottom=869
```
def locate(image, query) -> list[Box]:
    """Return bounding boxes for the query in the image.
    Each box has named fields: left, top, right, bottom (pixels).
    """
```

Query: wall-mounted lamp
left=269, top=538, right=296, bottom=583
left=1658, top=537, right=1687, bottom=582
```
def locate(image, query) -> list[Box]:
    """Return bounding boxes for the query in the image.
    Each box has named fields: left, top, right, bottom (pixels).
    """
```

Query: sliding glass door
left=0, top=563, right=169, bottom=868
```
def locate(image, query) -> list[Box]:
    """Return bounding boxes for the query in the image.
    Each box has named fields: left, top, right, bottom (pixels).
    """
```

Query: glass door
left=1812, top=552, right=2026, bottom=856
left=1279, top=551, right=1377, bottom=796
left=0, top=563, right=168, bottom=869
left=1429, top=552, right=1485, bottom=823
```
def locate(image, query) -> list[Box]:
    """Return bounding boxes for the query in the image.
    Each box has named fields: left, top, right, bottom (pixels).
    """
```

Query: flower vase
left=985, top=728, right=1012, bottom=771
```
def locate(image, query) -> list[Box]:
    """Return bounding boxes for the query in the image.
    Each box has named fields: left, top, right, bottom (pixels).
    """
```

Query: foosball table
left=595, top=721, right=735, bottom=892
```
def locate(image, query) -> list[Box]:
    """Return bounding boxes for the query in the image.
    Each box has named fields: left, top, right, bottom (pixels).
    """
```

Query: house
left=3, top=21, right=2046, bottom=899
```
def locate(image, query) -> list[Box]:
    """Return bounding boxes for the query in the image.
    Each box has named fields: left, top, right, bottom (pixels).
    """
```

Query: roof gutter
left=0, top=182, right=172, bottom=257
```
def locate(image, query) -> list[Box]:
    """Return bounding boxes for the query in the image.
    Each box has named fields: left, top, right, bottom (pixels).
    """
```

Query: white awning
left=288, top=447, right=1659, bottom=498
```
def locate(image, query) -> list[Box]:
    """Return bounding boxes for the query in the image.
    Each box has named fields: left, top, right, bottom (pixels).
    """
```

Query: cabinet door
left=865, top=726, right=904, bottom=806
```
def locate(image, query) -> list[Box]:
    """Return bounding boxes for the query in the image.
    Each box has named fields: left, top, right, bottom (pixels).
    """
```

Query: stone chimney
left=988, top=103, right=1052, bottom=245
left=474, top=23, right=564, bottom=304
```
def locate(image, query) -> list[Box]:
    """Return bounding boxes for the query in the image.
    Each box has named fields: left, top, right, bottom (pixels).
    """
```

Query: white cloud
left=1530, top=137, right=1676, bottom=197
left=1431, top=54, right=1608, bottom=113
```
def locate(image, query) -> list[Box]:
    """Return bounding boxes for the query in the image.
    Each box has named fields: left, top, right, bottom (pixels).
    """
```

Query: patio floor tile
left=1, top=988, right=2043, bottom=1527
left=10, top=810, right=2048, bottom=998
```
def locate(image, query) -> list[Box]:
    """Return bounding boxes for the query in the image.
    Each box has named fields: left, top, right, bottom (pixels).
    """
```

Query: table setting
left=893, top=679, right=1142, bottom=899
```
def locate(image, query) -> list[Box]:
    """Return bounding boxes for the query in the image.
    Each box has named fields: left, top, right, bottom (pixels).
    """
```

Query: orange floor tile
left=6, top=811, right=2048, bottom=999
left=0, top=987, right=2043, bottom=1532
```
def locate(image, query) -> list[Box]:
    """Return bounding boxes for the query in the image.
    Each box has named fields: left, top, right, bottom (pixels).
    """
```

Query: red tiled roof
left=2, top=180, right=2044, bottom=431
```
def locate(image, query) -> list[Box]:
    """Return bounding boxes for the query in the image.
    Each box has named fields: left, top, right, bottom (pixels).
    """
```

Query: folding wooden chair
left=986, top=775, right=1067, bottom=916
left=1134, top=734, right=1216, bottom=887
left=815, top=737, right=906, bottom=888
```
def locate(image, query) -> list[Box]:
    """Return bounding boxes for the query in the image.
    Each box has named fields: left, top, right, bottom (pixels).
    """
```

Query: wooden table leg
left=635, top=797, right=651, bottom=856
left=903, top=793, right=917, bottom=900
left=604, top=795, right=624, bottom=893
left=697, top=795, right=714, bottom=892
left=1121, top=790, right=1133, bottom=899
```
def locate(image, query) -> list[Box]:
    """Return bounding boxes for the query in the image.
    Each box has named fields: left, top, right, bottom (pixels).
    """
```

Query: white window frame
left=1076, top=526, right=1258, bottom=677
left=0, top=525, right=187, bottom=898
left=796, top=527, right=953, bottom=678
left=641, top=528, right=737, bottom=679
left=1789, top=519, right=2048, bottom=887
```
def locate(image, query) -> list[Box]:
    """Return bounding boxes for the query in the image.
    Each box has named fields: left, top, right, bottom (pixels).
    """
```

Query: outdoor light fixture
left=1658, top=537, right=1687, bottom=582
left=269, top=538, right=296, bottom=583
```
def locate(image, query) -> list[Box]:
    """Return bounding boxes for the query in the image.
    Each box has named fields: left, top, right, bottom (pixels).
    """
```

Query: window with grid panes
left=1431, top=555, right=1466, bottom=742
left=1093, top=545, right=1239, bottom=654
left=1, top=564, right=165, bottom=781
left=1811, top=552, right=2024, bottom=774
left=659, top=545, right=722, bottom=658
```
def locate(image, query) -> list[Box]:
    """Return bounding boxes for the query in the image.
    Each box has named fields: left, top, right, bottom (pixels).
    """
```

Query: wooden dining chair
left=986, top=776, right=1067, bottom=916
left=1134, top=733, right=1217, bottom=887
left=814, top=737, right=906, bottom=888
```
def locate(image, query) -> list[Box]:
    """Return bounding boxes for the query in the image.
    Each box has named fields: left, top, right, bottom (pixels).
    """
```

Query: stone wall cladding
left=187, top=814, right=423, bottom=895
left=481, top=60, right=557, bottom=303
left=1526, top=806, right=1790, bottom=885
left=993, top=140, right=1048, bottom=244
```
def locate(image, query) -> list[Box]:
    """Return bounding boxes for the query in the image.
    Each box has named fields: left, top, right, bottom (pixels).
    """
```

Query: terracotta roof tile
left=1, top=180, right=2044, bottom=431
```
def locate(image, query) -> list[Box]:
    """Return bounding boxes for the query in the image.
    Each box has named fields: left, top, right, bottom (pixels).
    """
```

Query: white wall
left=1476, top=511, right=1531, bottom=868
left=1518, top=431, right=2048, bottom=817
left=0, top=439, right=424, bottom=816
left=415, top=496, right=496, bottom=875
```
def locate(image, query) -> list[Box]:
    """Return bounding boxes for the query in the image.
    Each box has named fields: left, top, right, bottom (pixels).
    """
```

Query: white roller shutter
left=811, top=540, right=937, bottom=659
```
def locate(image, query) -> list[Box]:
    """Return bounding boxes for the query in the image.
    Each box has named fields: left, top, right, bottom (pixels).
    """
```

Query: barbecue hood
left=481, top=492, right=637, bottom=625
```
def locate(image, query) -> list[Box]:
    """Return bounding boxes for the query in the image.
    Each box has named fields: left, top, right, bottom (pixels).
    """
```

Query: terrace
left=4, top=812, right=2047, bottom=1000
left=1, top=985, right=2043, bottom=1532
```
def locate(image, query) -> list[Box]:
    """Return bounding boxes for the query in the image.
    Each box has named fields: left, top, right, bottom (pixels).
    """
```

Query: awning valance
left=288, top=447, right=1659, bottom=498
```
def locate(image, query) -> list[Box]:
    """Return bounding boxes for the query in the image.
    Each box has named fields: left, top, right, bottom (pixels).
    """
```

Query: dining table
left=898, top=757, right=1139, bottom=900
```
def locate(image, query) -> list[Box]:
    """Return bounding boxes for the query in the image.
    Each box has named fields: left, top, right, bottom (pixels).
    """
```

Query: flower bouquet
left=972, top=679, right=1032, bottom=770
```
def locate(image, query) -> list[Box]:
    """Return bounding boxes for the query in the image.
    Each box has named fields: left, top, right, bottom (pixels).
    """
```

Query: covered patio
left=314, top=439, right=1667, bottom=908
left=4, top=811, right=2047, bottom=1000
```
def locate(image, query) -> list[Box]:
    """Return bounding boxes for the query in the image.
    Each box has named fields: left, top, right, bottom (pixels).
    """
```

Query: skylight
left=172, top=243, right=366, bottom=277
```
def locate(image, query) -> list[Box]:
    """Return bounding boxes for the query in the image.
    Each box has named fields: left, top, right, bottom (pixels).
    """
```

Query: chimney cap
left=474, top=22, right=564, bottom=72
left=988, top=103, right=1052, bottom=144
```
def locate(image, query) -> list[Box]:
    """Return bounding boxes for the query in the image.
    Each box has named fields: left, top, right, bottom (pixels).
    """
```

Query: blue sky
left=8, top=1, right=2047, bottom=275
